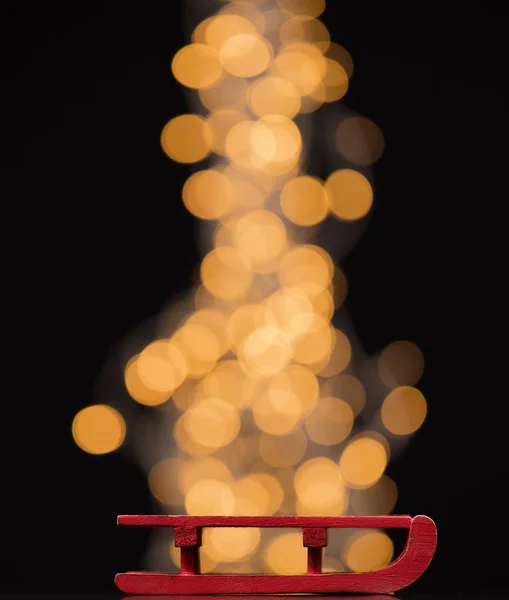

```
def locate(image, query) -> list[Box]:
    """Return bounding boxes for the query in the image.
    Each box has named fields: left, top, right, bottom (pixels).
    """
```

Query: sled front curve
left=114, top=514, right=437, bottom=595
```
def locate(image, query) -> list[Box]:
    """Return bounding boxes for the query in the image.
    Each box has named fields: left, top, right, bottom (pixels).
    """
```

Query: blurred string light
left=72, top=0, right=428, bottom=576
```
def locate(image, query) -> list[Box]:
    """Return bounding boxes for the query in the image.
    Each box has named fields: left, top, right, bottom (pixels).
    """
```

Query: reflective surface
left=2, top=594, right=508, bottom=600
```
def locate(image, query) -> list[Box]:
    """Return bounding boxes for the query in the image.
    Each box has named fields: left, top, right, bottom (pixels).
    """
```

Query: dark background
left=6, top=0, right=509, bottom=593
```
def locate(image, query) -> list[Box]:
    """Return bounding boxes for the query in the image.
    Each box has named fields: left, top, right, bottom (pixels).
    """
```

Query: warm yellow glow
left=240, top=326, right=292, bottom=377
left=305, top=397, right=354, bottom=446
left=264, top=532, right=307, bottom=574
left=248, top=76, right=301, bottom=118
left=339, top=437, right=387, bottom=489
left=224, top=168, right=267, bottom=210
left=336, top=116, right=385, bottom=165
left=292, top=314, right=336, bottom=366
left=178, top=456, right=233, bottom=494
left=382, top=386, right=427, bottom=435
left=325, top=169, right=374, bottom=221
left=201, top=247, right=252, bottom=301
left=225, top=120, right=264, bottom=171
left=199, top=74, right=249, bottom=111
left=207, top=108, right=250, bottom=156
left=135, top=340, right=187, bottom=395
left=321, top=373, right=366, bottom=416
left=174, top=413, right=213, bottom=457
left=250, top=473, right=285, bottom=515
left=332, top=267, right=349, bottom=308
left=253, top=387, right=302, bottom=434
left=271, top=42, right=326, bottom=96
left=201, top=360, right=256, bottom=410
left=172, top=323, right=222, bottom=378
left=350, top=475, right=398, bottom=516
left=171, top=44, right=223, bottom=89
left=232, top=476, right=272, bottom=516
left=310, top=59, right=349, bottom=102
left=299, top=94, right=323, bottom=114
left=72, top=405, right=125, bottom=455
left=280, top=176, right=329, bottom=225
left=345, top=531, right=394, bottom=572
left=218, top=1, right=266, bottom=34
left=316, top=329, right=352, bottom=376
left=219, top=33, right=273, bottom=78
left=182, top=169, right=233, bottom=220
left=378, top=340, right=425, bottom=388
left=294, top=457, right=346, bottom=512
left=233, top=209, right=287, bottom=272
left=296, top=491, right=348, bottom=516
left=226, top=303, right=266, bottom=353
left=311, top=287, right=335, bottom=321
left=161, top=115, right=213, bottom=164
left=269, top=364, right=319, bottom=416
left=186, top=309, right=230, bottom=356
left=327, top=42, right=354, bottom=78
left=170, top=541, right=217, bottom=573
left=263, top=288, right=314, bottom=339
left=124, top=355, right=172, bottom=406
left=205, top=15, right=257, bottom=50
left=279, top=244, right=334, bottom=296
left=204, top=527, right=261, bottom=562
left=185, top=479, right=235, bottom=515
left=322, top=556, right=345, bottom=573
left=250, top=115, right=302, bottom=174
left=277, top=0, right=326, bottom=21
left=280, top=18, right=330, bottom=52
left=259, top=429, right=307, bottom=468
left=148, top=457, right=184, bottom=506
left=185, top=398, right=241, bottom=449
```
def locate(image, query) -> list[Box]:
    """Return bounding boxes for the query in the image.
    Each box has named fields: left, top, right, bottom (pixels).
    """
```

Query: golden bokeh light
left=325, top=169, right=374, bottom=221
left=204, top=527, right=261, bottom=563
left=182, top=169, right=233, bottom=220
left=321, top=373, right=366, bottom=416
left=310, top=58, right=349, bottom=102
left=124, top=355, right=172, bottom=406
left=378, top=340, right=425, bottom=388
left=250, top=115, right=302, bottom=174
left=219, top=33, right=273, bottom=78
left=292, top=314, right=336, bottom=366
left=174, top=413, right=214, bottom=457
left=269, top=364, right=320, bottom=416
left=316, top=329, right=352, bottom=377
left=233, top=209, right=287, bottom=271
left=218, top=1, right=266, bottom=34
left=381, top=386, right=427, bottom=435
left=248, top=76, right=301, bottom=118
left=161, top=115, right=213, bottom=164
left=136, top=340, right=187, bottom=395
left=205, top=14, right=257, bottom=50
left=185, top=479, right=235, bottom=516
left=326, top=42, right=354, bottom=78
left=279, top=244, right=334, bottom=296
left=294, top=457, right=346, bottom=512
left=186, top=309, right=230, bottom=356
left=336, top=116, right=385, bottom=165
left=185, top=398, right=241, bottom=449
left=305, top=396, right=354, bottom=445
left=264, top=532, right=307, bottom=574
left=250, top=473, right=285, bottom=515
left=263, top=288, right=314, bottom=339
left=280, top=17, right=330, bottom=52
left=171, top=43, right=223, bottom=90
left=178, top=456, right=233, bottom=495
left=271, top=42, right=326, bottom=96
left=72, top=405, right=125, bottom=455
left=277, top=0, right=326, bottom=21
left=199, top=74, right=249, bottom=111
left=201, top=247, right=252, bottom=301
left=280, top=176, right=329, bottom=226
left=148, top=457, right=184, bottom=506
left=259, top=429, right=307, bottom=468
left=226, top=303, right=266, bottom=353
left=345, top=530, right=394, bottom=572
left=201, top=360, right=256, bottom=410
left=172, top=323, right=222, bottom=378
left=253, top=387, right=302, bottom=435
left=339, top=437, right=387, bottom=489
left=350, top=475, right=398, bottom=516
left=207, top=108, right=250, bottom=156
left=232, top=476, right=271, bottom=516
left=240, top=327, right=293, bottom=377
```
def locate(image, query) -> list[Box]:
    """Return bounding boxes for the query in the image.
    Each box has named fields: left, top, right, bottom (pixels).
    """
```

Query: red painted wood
left=121, top=596, right=395, bottom=600
left=307, top=547, right=323, bottom=574
left=302, top=527, right=327, bottom=547
left=117, top=514, right=412, bottom=529
left=174, top=526, right=201, bottom=548
left=115, top=515, right=437, bottom=595
left=179, top=547, right=200, bottom=575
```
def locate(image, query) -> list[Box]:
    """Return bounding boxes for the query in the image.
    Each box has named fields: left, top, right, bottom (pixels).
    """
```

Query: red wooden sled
left=115, top=514, right=437, bottom=595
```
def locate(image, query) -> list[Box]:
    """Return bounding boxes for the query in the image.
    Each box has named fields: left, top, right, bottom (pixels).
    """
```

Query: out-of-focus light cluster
left=72, top=0, right=428, bottom=576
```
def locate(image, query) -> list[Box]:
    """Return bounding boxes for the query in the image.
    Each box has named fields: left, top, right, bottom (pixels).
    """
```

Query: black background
left=7, top=0, right=509, bottom=593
